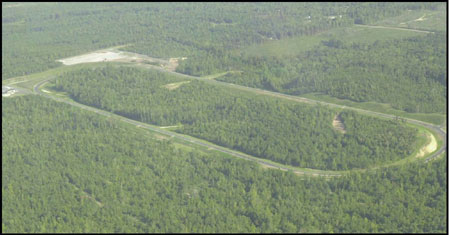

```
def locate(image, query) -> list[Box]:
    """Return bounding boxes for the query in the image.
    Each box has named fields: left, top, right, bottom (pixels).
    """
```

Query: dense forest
left=2, top=96, right=446, bottom=233
left=53, top=66, right=419, bottom=171
left=2, top=2, right=442, bottom=79
left=177, top=32, right=446, bottom=114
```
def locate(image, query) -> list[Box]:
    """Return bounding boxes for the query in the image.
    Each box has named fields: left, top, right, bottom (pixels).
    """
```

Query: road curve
left=130, top=63, right=447, bottom=163
left=33, top=79, right=341, bottom=177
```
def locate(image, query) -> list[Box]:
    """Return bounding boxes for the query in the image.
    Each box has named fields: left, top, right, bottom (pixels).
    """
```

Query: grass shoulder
left=301, top=92, right=445, bottom=126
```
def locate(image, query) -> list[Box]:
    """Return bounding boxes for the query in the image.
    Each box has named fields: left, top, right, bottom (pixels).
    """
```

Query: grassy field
left=237, top=24, right=427, bottom=58
left=301, top=92, right=446, bottom=126
left=371, top=7, right=446, bottom=32
left=321, top=25, right=427, bottom=43
left=237, top=34, right=325, bottom=58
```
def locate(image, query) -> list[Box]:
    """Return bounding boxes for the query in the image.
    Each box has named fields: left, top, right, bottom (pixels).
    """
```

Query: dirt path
left=413, top=14, right=427, bottom=22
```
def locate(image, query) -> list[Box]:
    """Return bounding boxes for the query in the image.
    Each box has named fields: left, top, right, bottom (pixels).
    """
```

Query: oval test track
left=32, top=60, right=446, bottom=177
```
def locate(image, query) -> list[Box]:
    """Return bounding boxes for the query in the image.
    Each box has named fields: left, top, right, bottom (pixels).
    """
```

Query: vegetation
left=3, top=2, right=441, bottom=79
left=53, top=66, right=419, bottom=171
left=2, top=96, right=446, bottom=233
left=371, top=5, right=446, bottom=32
left=177, top=33, right=446, bottom=114
left=2, top=2, right=446, bottom=233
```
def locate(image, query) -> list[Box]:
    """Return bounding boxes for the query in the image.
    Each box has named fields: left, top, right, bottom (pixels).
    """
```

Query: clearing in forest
left=332, top=114, right=346, bottom=133
left=57, top=51, right=128, bottom=65
left=162, top=81, right=191, bottom=90
left=56, top=47, right=175, bottom=68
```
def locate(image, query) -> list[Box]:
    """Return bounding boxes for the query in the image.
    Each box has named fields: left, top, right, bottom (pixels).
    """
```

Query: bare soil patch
left=416, top=132, right=437, bottom=158
left=332, top=114, right=346, bottom=133
left=56, top=48, right=179, bottom=68
left=57, top=51, right=128, bottom=65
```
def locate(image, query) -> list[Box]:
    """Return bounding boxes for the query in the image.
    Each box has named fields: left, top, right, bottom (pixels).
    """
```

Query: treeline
left=54, top=66, right=419, bottom=170
left=3, top=2, right=439, bottom=79
left=2, top=96, right=446, bottom=233
left=178, top=33, right=446, bottom=113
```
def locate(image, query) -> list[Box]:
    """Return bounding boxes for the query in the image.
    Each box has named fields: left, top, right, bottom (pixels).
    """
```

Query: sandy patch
left=42, top=89, right=50, bottom=93
left=413, top=14, right=427, bottom=22
left=162, top=81, right=190, bottom=90
left=332, top=114, right=346, bottom=133
left=57, top=51, right=127, bottom=65
left=416, top=132, right=437, bottom=158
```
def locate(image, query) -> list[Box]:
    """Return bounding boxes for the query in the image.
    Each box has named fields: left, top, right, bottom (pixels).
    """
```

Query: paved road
left=131, top=63, right=447, bottom=163
left=33, top=79, right=341, bottom=177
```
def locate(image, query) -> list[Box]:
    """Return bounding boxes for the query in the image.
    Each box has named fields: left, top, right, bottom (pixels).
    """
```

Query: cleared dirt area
left=416, top=132, right=437, bottom=158
left=162, top=81, right=190, bottom=90
left=56, top=48, right=180, bottom=69
left=332, top=114, right=346, bottom=133
left=57, top=51, right=128, bottom=65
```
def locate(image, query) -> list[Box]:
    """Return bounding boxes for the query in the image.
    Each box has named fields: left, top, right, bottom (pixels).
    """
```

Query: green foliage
left=3, top=2, right=437, bottom=79
left=198, top=33, right=446, bottom=114
left=54, top=66, right=419, bottom=171
left=2, top=96, right=446, bottom=233
left=2, top=2, right=446, bottom=232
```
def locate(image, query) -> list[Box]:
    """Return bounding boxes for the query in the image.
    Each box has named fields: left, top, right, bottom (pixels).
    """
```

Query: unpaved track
left=18, top=54, right=445, bottom=177
left=355, top=24, right=434, bottom=34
